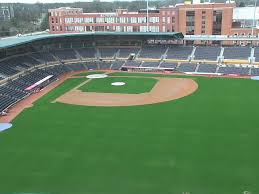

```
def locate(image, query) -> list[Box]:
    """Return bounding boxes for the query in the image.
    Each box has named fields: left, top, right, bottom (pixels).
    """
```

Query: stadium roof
left=0, top=32, right=184, bottom=49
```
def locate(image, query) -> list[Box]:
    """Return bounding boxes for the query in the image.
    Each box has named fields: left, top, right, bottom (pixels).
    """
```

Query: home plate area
left=54, top=75, right=198, bottom=107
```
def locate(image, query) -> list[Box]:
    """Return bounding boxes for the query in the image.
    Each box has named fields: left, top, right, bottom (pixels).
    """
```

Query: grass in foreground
left=79, top=77, right=158, bottom=94
left=0, top=74, right=259, bottom=194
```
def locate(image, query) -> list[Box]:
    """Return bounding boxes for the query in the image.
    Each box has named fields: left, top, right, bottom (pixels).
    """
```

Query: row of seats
left=3, top=46, right=259, bottom=77
left=0, top=63, right=91, bottom=113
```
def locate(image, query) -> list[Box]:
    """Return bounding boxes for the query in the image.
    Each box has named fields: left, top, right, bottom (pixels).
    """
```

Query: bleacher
left=218, top=65, right=250, bottom=75
left=124, top=60, right=142, bottom=67
left=223, top=47, right=251, bottom=60
left=86, top=62, right=99, bottom=70
left=118, top=48, right=140, bottom=58
left=159, top=62, right=178, bottom=69
left=251, top=67, right=259, bottom=76
left=30, top=52, right=57, bottom=63
left=99, top=48, right=118, bottom=58
left=194, top=47, right=221, bottom=61
left=76, top=48, right=96, bottom=59
left=68, top=63, right=87, bottom=71
left=166, top=46, right=193, bottom=60
left=178, top=63, right=197, bottom=72
left=0, top=95, right=17, bottom=113
left=98, top=61, right=112, bottom=70
left=0, top=61, right=20, bottom=76
left=197, top=64, right=218, bottom=73
left=54, top=49, right=78, bottom=61
left=141, top=62, right=159, bottom=68
left=139, top=46, right=167, bottom=59
left=111, top=60, right=125, bottom=70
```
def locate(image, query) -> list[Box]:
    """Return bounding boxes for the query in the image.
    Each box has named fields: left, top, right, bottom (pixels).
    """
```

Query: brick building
left=48, top=1, right=259, bottom=46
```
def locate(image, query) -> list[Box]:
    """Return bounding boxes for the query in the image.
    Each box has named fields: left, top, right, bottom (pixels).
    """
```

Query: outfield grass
left=0, top=74, right=259, bottom=194
left=79, top=77, right=158, bottom=94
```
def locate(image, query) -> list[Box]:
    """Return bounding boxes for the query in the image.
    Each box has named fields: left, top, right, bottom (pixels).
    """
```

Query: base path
left=55, top=78, right=198, bottom=107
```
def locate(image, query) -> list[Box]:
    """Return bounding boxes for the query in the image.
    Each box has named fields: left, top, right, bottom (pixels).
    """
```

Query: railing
left=184, top=35, right=259, bottom=41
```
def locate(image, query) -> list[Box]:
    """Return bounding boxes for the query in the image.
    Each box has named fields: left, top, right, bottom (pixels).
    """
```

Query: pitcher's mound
left=111, top=82, right=126, bottom=86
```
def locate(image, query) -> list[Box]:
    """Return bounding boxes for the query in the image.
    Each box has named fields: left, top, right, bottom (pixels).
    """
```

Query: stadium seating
left=159, top=62, right=178, bottom=69
left=86, top=62, right=99, bottom=70
left=99, top=48, right=118, bottom=58
left=98, top=61, right=112, bottom=69
left=141, top=62, right=159, bottom=68
left=0, top=95, right=17, bottom=113
left=194, top=47, right=221, bottom=61
left=111, top=60, right=125, bottom=70
left=197, top=64, right=218, bottom=73
left=124, top=60, right=142, bottom=67
left=54, top=49, right=78, bottom=61
left=0, top=61, right=20, bottom=76
left=253, top=47, right=259, bottom=62
left=139, top=46, right=167, bottom=59
left=68, top=63, right=88, bottom=71
left=30, top=52, right=57, bottom=63
left=178, top=63, right=197, bottom=72
left=76, top=48, right=96, bottom=58
left=166, top=46, right=193, bottom=60
left=251, top=67, right=259, bottom=76
left=223, top=47, right=251, bottom=60
left=118, top=48, right=140, bottom=58
left=217, top=66, right=250, bottom=75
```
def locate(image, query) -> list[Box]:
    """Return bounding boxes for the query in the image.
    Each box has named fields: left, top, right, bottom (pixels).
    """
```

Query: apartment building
left=48, top=1, right=259, bottom=46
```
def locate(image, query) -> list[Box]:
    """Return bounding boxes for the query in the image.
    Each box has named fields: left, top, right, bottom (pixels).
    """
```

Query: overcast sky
left=0, top=0, right=134, bottom=3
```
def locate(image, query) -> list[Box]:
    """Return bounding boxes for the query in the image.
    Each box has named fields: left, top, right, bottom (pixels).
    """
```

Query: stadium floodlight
left=146, top=0, right=149, bottom=32
left=252, top=0, right=258, bottom=36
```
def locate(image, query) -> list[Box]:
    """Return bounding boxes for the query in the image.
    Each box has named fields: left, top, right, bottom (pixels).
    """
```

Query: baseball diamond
left=0, top=32, right=259, bottom=194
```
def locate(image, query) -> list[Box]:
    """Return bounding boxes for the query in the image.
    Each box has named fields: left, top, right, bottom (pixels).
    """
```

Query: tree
left=40, top=13, right=49, bottom=31
left=239, top=2, right=246, bottom=7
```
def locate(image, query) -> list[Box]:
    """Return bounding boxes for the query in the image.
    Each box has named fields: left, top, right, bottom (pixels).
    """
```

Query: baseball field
left=0, top=72, right=259, bottom=194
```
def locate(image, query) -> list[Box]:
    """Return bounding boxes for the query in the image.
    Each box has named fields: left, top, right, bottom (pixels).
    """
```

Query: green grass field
left=79, top=77, right=158, bottom=94
left=0, top=73, right=259, bottom=194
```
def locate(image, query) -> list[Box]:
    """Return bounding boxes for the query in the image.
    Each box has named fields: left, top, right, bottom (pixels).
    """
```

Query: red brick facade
left=48, top=3, right=259, bottom=45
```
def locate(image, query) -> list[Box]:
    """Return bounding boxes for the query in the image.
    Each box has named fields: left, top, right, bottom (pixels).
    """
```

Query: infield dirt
left=54, top=77, right=198, bottom=106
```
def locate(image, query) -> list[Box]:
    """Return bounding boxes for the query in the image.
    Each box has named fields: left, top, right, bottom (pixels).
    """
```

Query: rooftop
left=0, top=32, right=184, bottom=49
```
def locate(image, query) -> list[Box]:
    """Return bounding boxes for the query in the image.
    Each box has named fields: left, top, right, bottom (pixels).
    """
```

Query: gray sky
left=0, top=0, right=133, bottom=3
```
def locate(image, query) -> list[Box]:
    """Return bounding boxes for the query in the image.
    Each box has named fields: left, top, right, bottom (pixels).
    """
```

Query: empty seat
left=197, top=64, right=217, bottom=73
left=194, top=47, right=221, bottom=61
left=167, top=46, right=193, bottom=60
left=177, top=63, right=197, bottom=72
left=139, top=46, right=167, bottom=59
left=223, top=47, right=251, bottom=60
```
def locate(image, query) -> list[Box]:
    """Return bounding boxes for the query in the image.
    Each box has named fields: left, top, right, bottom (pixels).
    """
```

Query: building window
left=186, top=11, right=195, bottom=35
left=120, top=17, right=126, bottom=23
left=131, top=17, right=137, bottom=23
left=212, top=10, right=222, bottom=35
left=138, top=17, right=146, bottom=23
left=162, top=26, right=166, bottom=32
